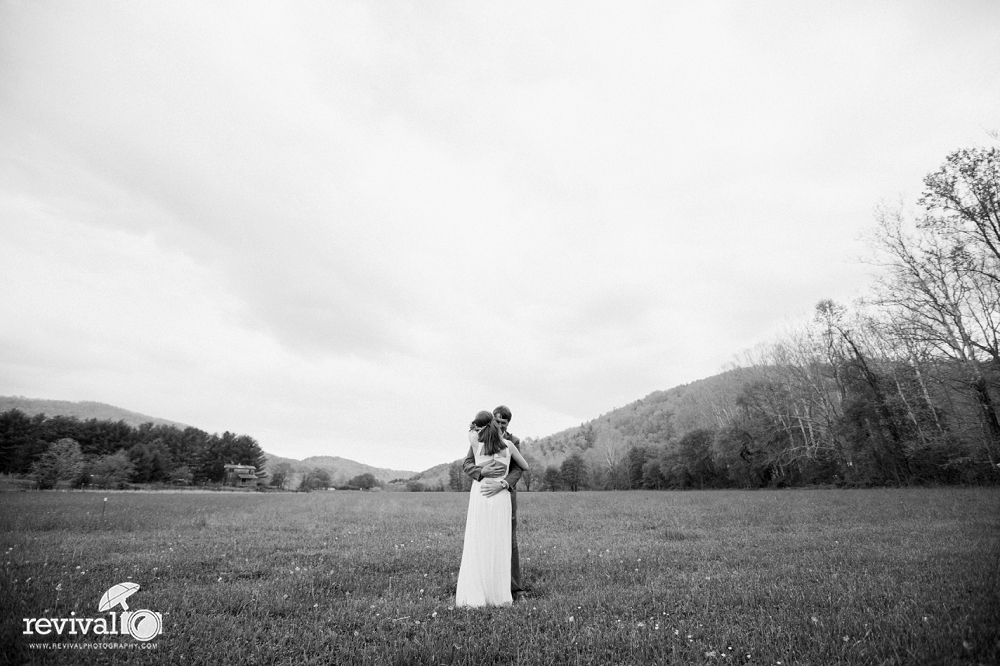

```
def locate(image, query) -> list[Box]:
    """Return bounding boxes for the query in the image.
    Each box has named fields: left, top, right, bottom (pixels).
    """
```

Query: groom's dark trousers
left=463, top=433, right=525, bottom=595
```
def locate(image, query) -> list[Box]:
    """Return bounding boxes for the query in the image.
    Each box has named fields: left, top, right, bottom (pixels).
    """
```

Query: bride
left=455, top=410, right=529, bottom=607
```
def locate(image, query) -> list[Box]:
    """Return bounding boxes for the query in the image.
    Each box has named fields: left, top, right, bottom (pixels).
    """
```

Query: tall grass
left=0, top=488, right=997, bottom=664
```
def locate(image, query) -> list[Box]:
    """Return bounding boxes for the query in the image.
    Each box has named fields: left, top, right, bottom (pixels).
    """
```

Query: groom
left=462, top=405, right=527, bottom=599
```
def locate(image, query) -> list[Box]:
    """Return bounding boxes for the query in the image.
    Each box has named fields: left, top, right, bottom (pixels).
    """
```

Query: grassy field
left=0, top=488, right=997, bottom=665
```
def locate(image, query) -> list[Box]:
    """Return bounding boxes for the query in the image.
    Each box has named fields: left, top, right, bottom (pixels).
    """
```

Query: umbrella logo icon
left=98, top=583, right=140, bottom=612
left=97, top=582, right=162, bottom=642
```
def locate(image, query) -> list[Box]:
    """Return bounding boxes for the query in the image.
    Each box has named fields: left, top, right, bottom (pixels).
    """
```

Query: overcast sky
left=1, top=1, right=998, bottom=472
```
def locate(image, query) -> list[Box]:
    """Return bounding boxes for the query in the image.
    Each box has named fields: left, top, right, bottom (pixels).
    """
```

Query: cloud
left=2, top=0, right=999, bottom=469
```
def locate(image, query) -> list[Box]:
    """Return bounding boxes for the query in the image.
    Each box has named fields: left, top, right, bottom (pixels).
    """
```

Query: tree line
left=0, top=410, right=267, bottom=488
left=529, top=146, right=1000, bottom=490
left=269, top=464, right=385, bottom=492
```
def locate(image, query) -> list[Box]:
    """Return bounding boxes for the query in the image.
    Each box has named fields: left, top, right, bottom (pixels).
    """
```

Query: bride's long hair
left=470, top=410, right=507, bottom=456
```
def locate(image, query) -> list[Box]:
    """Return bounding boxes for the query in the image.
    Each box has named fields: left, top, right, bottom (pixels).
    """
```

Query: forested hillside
left=0, top=408, right=267, bottom=488
left=528, top=147, right=1000, bottom=491
left=0, top=399, right=417, bottom=491
left=528, top=372, right=738, bottom=466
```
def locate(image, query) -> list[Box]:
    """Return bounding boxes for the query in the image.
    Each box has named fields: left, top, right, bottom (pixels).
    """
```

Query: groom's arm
left=462, top=445, right=486, bottom=482
left=503, top=432, right=524, bottom=490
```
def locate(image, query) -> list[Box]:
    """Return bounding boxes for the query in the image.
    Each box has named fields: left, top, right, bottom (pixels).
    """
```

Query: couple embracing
left=455, top=405, right=530, bottom=608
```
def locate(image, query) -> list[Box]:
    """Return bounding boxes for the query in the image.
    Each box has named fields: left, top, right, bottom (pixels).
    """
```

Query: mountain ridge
left=264, top=452, right=417, bottom=485
left=0, top=395, right=190, bottom=429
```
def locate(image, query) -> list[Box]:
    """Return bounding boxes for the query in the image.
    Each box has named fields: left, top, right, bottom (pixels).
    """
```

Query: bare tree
left=869, top=205, right=1000, bottom=469
left=920, top=147, right=1000, bottom=284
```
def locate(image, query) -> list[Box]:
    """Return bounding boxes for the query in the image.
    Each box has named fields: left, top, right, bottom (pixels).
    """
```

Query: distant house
left=223, top=464, right=258, bottom=488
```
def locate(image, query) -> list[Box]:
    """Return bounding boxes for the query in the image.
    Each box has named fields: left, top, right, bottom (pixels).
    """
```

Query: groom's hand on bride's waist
left=479, top=478, right=507, bottom=497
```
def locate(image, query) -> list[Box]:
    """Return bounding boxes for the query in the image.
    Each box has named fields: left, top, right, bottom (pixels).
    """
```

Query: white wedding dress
left=455, top=437, right=512, bottom=607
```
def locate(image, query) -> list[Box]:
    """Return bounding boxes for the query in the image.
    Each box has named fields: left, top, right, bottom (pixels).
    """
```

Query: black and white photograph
left=1, top=1, right=998, bottom=664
